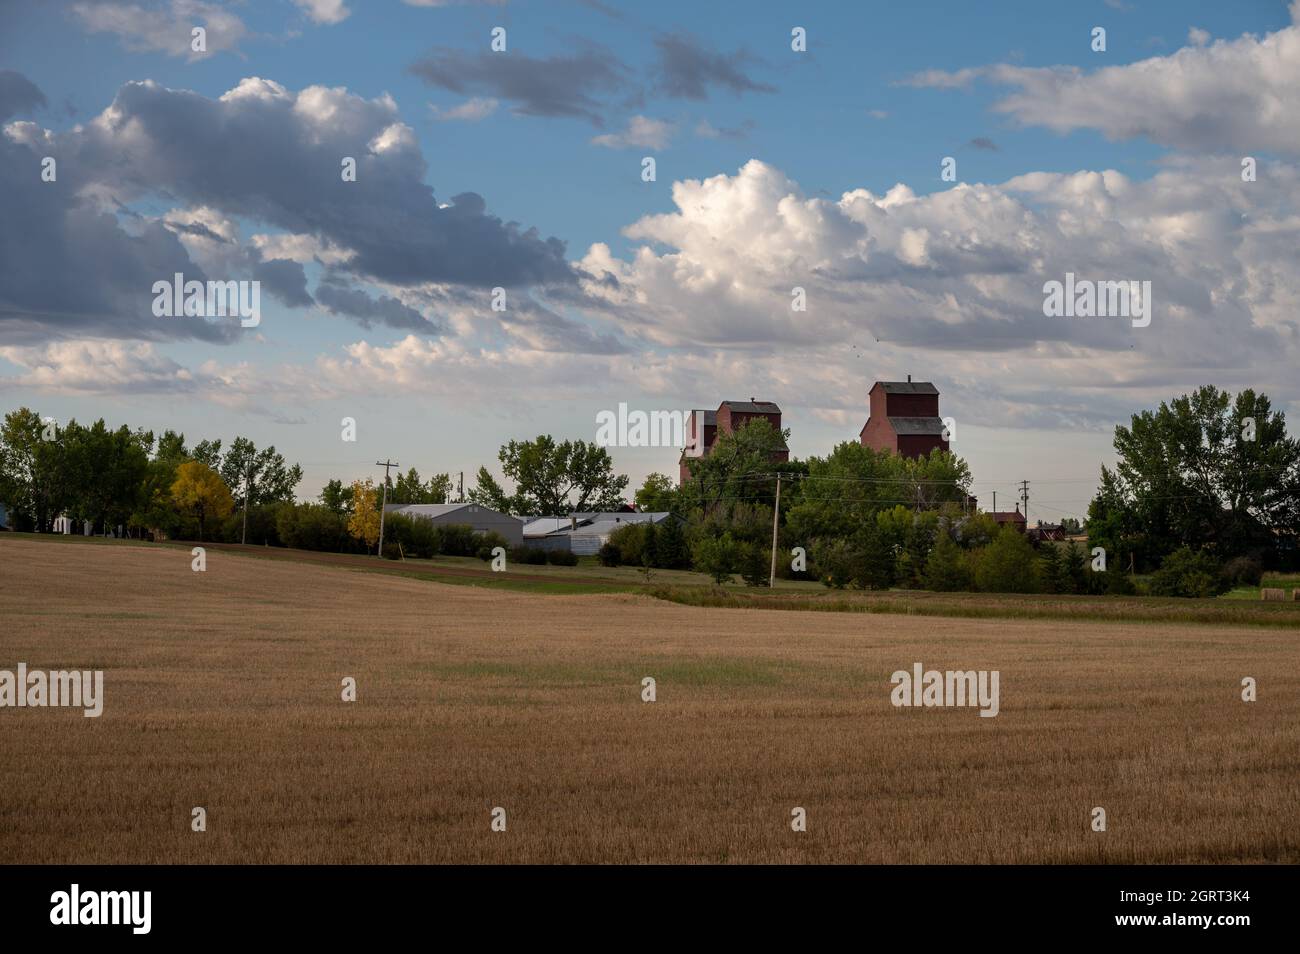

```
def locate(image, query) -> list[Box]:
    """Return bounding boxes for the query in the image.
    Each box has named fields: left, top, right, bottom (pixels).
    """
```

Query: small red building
left=990, top=507, right=1027, bottom=532
left=859, top=378, right=949, bottom=459
left=681, top=399, right=788, bottom=483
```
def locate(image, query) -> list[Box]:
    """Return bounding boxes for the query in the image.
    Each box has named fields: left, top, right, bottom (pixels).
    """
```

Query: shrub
left=1221, top=554, right=1264, bottom=588
left=1104, top=565, right=1137, bottom=596
left=509, top=545, right=548, bottom=565
left=436, top=524, right=487, bottom=557
left=973, top=528, right=1040, bottom=593
left=1148, top=546, right=1228, bottom=598
left=546, top=548, right=578, bottom=566
left=276, top=503, right=352, bottom=552
left=381, top=541, right=402, bottom=560
left=598, top=542, right=621, bottom=567
left=474, top=532, right=512, bottom=562
left=219, top=503, right=284, bottom=546
left=608, top=523, right=647, bottom=566
left=380, top=512, right=439, bottom=557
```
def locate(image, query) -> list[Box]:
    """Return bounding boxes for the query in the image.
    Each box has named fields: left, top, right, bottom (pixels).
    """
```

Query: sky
left=1, top=0, right=1298, bottom=522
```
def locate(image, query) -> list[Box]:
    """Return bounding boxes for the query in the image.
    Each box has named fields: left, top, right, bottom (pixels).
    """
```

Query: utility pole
left=1019, top=480, right=1030, bottom=527
left=241, top=464, right=252, bottom=545
left=768, top=474, right=781, bottom=588
left=376, top=459, right=400, bottom=556
left=458, top=471, right=464, bottom=503
left=992, top=490, right=996, bottom=514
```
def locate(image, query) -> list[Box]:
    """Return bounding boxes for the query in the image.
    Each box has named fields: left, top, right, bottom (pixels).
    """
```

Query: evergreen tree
left=923, top=531, right=968, bottom=591
left=1063, top=540, right=1087, bottom=595
left=654, top=518, right=689, bottom=569
left=642, top=521, right=659, bottom=569
left=1038, top=544, right=1070, bottom=594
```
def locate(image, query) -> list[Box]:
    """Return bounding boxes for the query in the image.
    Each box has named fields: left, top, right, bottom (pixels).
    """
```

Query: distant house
left=524, top=511, right=677, bottom=555
left=1030, top=522, right=1066, bottom=543
left=859, top=378, right=949, bottom=459
left=990, top=507, right=1027, bottom=532
left=680, top=399, right=789, bottom=484
left=383, top=502, right=523, bottom=546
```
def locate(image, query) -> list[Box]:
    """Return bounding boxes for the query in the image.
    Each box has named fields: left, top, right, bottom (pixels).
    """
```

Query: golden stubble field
left=1, top=537, right=1297, bottom=864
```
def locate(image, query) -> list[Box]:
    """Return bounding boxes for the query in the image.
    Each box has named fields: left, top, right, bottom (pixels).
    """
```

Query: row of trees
left=617, top=385, right=1297, bottom=594
left=0, top=408, right=304, bottom=540
left=5, top=384, right=1292, bottom=596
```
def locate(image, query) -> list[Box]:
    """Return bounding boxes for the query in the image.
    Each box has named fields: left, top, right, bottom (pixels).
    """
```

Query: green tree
left=634, top=472, right=678, bottom=513
left=389, top=467, right=452, bottom=504
left=0, top=408, right=71, bottom=531
left=427, top=473, right=453, bottom=504
left=319, top=479, right=354, bottom=515
left=923, top=531, right=969, bottom=592
left=1063, top=540, right=1088, bottom=595
left=692, top=532, right=737, bottom=584
left=974, top=528, right=1040, bottom=594
left=679, top=419, right=799, bottom=516
left=642, top=521, right=659, bottom=569
left=195, top=437, right=303, bottom=507
left=1089, top=386, right=1300, bottom=567
left=654, top=518, right=689, bottom=569
left=501, top=436, right=628, bottom=514
left=735, top=539, right=770, bottom=586
left=1037, top=543, right=1070, bottom=595
left=471, top=437, right=628, bottom=515
left=467, top=466, right=515, bottom=512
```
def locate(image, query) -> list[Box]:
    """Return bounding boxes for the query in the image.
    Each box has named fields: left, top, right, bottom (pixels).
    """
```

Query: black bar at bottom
left=0, top=864, right=1283, bottom=941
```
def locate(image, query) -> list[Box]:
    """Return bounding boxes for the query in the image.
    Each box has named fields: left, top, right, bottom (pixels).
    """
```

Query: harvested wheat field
left=1, top=536, right=1297, bottom=864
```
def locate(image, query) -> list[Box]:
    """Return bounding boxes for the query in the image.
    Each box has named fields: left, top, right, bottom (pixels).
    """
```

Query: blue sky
left=2, top=0, right=1298, bottom=521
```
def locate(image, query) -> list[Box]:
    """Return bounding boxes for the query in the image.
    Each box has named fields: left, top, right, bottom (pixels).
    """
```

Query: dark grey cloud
left=0, top=119, right=236, bottom=346
left=71, top=78, right=575, bottom=289
left=315, top=275, right=442, bottom=333
left=2, top=76, right=575, bottom=345
left=969, top=136, right=999, bottom=151
left=652, top=32, right=776, bottom=100
left=0, top=70, right=46, bottom=121
left=254, top=258, right=313, bottom=308
left=409, top=46, right=629, bottom=125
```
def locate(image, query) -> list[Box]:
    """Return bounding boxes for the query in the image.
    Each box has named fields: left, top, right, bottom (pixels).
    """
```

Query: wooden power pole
left=768, top=474, right=782, bottom=588
left=376, top=459, right=400, bottom=556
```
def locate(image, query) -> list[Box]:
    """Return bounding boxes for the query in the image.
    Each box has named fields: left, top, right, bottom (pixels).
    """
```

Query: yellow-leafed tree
left=348, top=478, right=380, bottom=552
left=171, top=460, right=234, bottom=541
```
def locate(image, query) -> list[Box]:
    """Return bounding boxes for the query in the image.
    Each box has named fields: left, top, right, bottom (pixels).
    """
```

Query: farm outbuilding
left=524, top=511, right=677, bottom=555
left=384, top=503, right=523, bottom=546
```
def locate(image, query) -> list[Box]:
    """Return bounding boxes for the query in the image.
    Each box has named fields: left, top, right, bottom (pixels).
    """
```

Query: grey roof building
left=384, top=502, right=523, bottom=546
